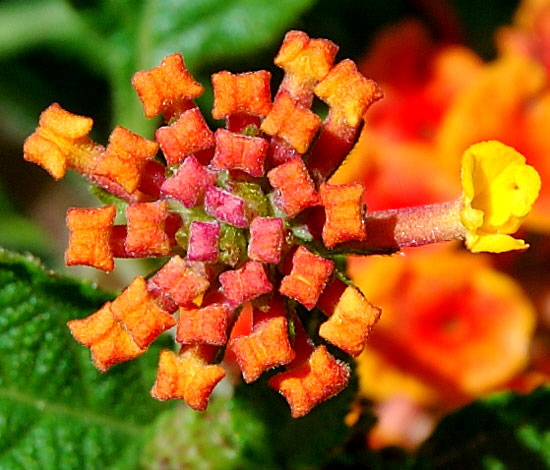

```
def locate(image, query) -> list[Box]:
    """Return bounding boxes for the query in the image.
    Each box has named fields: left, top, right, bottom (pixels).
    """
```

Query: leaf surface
left=0, top=250, right=169, bottom=470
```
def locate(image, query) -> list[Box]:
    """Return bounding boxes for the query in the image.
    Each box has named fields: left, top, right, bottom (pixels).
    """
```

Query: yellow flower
left=460, top=140, right=541, bottom=253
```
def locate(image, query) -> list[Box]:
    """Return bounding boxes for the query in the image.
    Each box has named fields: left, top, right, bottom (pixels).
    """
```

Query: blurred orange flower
left=333, top=1, right=550, bottom=230
left=349, top=247, right=536, bottom=406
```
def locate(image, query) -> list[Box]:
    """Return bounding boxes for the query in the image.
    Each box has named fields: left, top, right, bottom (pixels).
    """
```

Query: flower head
left=460, top=140, right=541, bottom=252
left=22, top=28, right=540, bottom=418
left=24, top=31, right=384, bottom=417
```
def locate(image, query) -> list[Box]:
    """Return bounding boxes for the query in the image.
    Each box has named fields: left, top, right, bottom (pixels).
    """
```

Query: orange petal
left=267, top=158, right=320, bottom=218
left=156, top=107, right=215, bottom=166
left=149, top=255, right=210, bottom=307
left=23, top=103, right=97, bottom=179
left=219, top=260, right=273, bottom=306
left=320, top=182, right=367, bottom=248
left=279, top=246, right=334, bottom=310
left=274, top=30, right=338, bottom=105
left=111, top=277, right=176, bottom=349
left=65, top=205, right=116, bottom=272
left=268, top=345, right=350, bottom=418
left=319, top=285, right=381, bottom=356
left=151, top=346, right=226, bottom=410
left=176, top=302, right=232, bottom=346
left=211, top=70, right=272, bottom=119
left=132, top=53, right=204, bottom=119
left=314, top=59, right=383, bottom=128
left=261, top=91, right=321, bottom=154
left=125, top=201, right=171, bottom=256
left=229, top=315, right=295, bottom=383
left=94, top=126, right=158, bottom=194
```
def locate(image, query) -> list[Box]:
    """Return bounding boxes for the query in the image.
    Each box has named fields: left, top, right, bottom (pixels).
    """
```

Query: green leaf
left=0, top=249, right=171, bottom=469
left=145, top=0, right=317, bottom=70
left=415, top=386, right=550, bottom=469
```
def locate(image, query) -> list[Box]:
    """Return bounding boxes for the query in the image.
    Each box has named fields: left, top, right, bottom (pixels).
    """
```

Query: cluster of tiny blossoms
left=23, top=31, right=539, bottom=417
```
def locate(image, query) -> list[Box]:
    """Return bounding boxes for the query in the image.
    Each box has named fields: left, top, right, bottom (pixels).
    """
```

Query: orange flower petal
left=151, top=346, right=226, bottom=410
left=211, top=70, right=272, bottom=119
left=125, top=201, right=171, bottom=256
left=268, top=345, right=350, bottom=418
left=279, top=246, right=334, bottom=310
left=267, top=158, right=320, bottom=218
left=314, top=59, right=383, bottom=128
left=320, top=182, right=367, bottom=248
left=247, top=217, right=285, bottom=264
left=176, top=302, right=232, bottom=346
left=23, top=103, right=97, bottom=179
left=229, top=315, right=295, bottom=383
left=274, top=30, right=338, bottom=105
left=111, top=277, right=176, bottom=349
left=261, top=91, right=322, bottom=154
left=211, top=128, right=268, bottom=177
left=132, top=53, right=204, bottom=119
left=65, top=205, right=116, bottom=272
left=319, top=285, right=381, bottom=356
left=94, top=126, right=158, bottom=194
left=155, top=107, right=215, bottom=167
left=67, top=302, right=116, bottom=347
left=68, top=303, right=144, bottom=373
left=219, top=260, right=273, bottom=306
left=149, top=255, right=211, bottom=308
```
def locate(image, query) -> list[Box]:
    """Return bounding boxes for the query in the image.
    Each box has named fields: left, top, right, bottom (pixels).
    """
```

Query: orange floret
left=125, top=201, right=171, bottom=256
left=211, top=128, right=268, bottom=177
left=319, top=182, right=367, bottom=248
left=267, top=157, right=320, bottom=218
left=176, top=302, right=231, bottom=346
left=23, top=103, right=98, bottom=180
left=279, top=246, right=334, bottom=310
left=151, top=345, right=226, bottom=411
left=260, top=91, right=322, bottom=154
left=149, top=255, right=210, bottom=307
left=229, top=315, right=295, bottom=383
left=318, top=285, right=381, bottom=356
left=268, top=345, right=350, bottom=418
left=274, top=30, right=339, bottom=105
left=155, top=107, right=215, bottom=167
left=132, top=52, right=204, bottom=119
left=211, top=70, right=272, bottom=119
left=314, top=59, right=383, bottom=128
left=110, top=277, right=176, bottom=350
left=65, top=205, right=116, bottom=272
left=219, top=260, right=273, bottom=306
left=67, top=303, right=144, bottom=373
left=94, top=126, right=158, bottom=194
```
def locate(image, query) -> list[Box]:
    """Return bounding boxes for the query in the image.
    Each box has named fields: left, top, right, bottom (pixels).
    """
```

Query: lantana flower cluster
left=23, top=30, right=540, bottom=417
